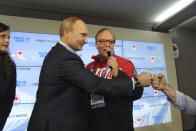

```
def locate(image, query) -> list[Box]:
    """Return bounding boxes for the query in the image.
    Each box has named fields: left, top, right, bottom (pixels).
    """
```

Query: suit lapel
left=55, top=42, right=84, bottom=65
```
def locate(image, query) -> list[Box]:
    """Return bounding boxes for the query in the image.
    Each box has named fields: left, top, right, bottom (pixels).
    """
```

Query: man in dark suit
left=27, top=16, right=152, bottom=131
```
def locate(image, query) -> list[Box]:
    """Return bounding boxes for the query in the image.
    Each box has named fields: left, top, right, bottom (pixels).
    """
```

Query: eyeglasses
left=97, top=39, right=115, bottom=45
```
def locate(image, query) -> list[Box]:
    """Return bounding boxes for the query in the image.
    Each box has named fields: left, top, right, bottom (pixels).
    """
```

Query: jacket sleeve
left=58, top=57, right=133, bottom=97
left=131, top=85, right=144, bottom=101
left=8, top=64, right=16, bottom=102
left=0, top=69, right=7, bottom=99
left=120, top=59, right=144, bottom=100
left=172, top=91, right=196, bottom=115
left=0, top=64, right=16, bottom=101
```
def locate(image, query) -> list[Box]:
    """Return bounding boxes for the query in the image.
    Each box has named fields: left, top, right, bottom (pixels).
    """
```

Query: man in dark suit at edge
left=27, top=16, right=152, bottom=131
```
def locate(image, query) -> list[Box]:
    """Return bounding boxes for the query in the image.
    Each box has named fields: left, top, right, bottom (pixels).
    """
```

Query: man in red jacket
left=86, top=28, right=151, bottom=131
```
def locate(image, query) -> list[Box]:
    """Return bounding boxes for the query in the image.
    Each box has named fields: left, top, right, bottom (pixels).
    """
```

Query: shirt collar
left=92, top=54, right=116, bottom=64
left=58, top=40, right=76, bottom=54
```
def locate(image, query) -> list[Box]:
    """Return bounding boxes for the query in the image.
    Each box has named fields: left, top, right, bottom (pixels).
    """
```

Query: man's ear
left=63, top=28, right=69, bottom=36
left=62, top=28, right=71, bottom=39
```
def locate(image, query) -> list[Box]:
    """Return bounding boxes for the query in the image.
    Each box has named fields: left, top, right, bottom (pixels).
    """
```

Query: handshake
left=137, top=72, right=166, bottom=90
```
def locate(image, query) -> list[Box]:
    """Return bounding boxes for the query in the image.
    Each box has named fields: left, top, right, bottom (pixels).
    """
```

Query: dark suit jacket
left=0, top=63, right=16, bottom=130
left=88, top=85, right=143, bottom=131
left=27, top=43, right=134, bottom=131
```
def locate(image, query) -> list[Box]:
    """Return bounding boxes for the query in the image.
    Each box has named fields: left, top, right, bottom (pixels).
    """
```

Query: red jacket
left=86, top=55, right=136, bottom=79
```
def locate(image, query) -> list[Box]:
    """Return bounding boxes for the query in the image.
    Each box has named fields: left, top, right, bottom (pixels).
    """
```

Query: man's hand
left=107, top=56, right=118, bottom=77
left=152, top=73, right=166, bottom=90
left=137, top=72, right=152, bottom=87
left=152, top=73, right=176, bottom=101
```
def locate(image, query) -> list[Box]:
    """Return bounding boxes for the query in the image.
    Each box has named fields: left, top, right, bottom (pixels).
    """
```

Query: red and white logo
left=16, top=49, right=25, bottom=60
left=154, top=90, right=159, bottom=96
left=173, top=43, right=179, bottom=59
left=131, top=44, right=137, bottom=51
left=150, top=55, right=156, bottom=63
left=14, top=95, right=20, bottom=104
left=136, top=117, right=142, bottom=125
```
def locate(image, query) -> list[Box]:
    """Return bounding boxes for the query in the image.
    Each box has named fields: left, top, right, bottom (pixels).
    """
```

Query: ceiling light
left=154, top=0, right=195, bottom=23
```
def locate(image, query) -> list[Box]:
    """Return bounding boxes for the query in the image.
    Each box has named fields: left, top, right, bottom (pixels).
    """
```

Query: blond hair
left=59, top=16, right=84, bottom=37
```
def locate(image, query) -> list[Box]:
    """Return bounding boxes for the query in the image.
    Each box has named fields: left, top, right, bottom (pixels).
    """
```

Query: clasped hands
left=137, top=72, right=166, bottom=89
left=106, top=56, right=166, bottom=89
